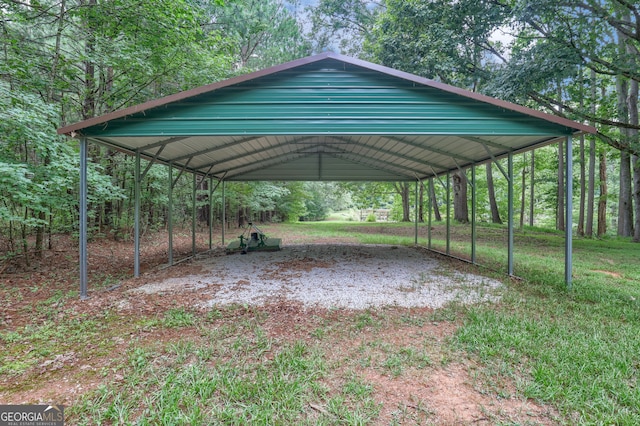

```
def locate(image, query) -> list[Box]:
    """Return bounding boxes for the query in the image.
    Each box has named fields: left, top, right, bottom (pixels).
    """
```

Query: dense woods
left=1, top=0, right=639, bottom=266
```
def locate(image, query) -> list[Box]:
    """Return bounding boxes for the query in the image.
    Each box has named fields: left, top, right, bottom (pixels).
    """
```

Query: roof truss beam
left=461, top=136, right=511, bottom=152
left=218, top=149, right=314, bottom=177
left=332, top=136, right=447, bottom=172
left=194, top=137, right=317, bottom=172
left=385, top=136, right=476, bottom=164
left=168, top=136, right=266, bottom=163
left=139, top=136, right=191, bottom=152
left=328, top=146, right=426, bottom=178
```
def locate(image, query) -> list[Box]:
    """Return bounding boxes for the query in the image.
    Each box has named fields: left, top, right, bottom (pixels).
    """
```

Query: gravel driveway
left=132, top=244, right=503, bottom=310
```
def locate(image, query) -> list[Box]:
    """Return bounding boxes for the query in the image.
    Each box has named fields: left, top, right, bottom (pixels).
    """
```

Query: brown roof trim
left=58, top=52, right=596, bottom=136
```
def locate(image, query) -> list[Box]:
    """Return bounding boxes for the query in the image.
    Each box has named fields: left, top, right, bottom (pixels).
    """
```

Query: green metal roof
left=59, top=53, right=595, bottom=181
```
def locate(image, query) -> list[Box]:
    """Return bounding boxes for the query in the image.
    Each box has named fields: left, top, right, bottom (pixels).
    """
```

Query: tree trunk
left=452, top=170, right=469, bottom=223
left=557, top=82, right=565, bottom=232
left=529, top=150, right=535, bottom=227
left=557, top=140, right=565, bottom=231
left=597, top=147, right=608, bottom=237
left=578, top=134, right=586, bottom=236
left=82, top=0, right=97, bottom=120
left=102, top=149, right=118, bottom=231
left=197, top=179, right=209, bottom=223
left=577, top=69, right=587, bottom=236
left=619, top=153, right=633, bottom=237
left=22, top=209, right=30, bottom=267
left=394, top=182, right=411, bottom=222
left=35, top=152, right=51, bottom=257
left=617, top=23, right=633, bottom=237
left=520, top=153, right=526, bottom=229
left=430, top=182, right=442, bottom=221
left=486, top=162, right=502, bottom=224
left=586, top=70, right=597, bottom=237
left=629, top=77, right=639, bottom=242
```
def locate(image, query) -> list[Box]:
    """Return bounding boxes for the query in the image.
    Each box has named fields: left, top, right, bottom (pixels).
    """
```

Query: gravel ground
left=131, top=244, right=503, bottom=310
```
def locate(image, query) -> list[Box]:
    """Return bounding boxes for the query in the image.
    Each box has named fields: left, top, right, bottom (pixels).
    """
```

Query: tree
left=486, top=163, right=502, bottom=224
left=586, top=69, right=597, bottom=237
left=453, top=171, right=469, bottom=223
left=368, top=0, right=507, bottom=87
left=0, top=0, right=238, bottom=254
left=0, top=83, right=122, bottom=259
left=372, top=0, right=640, bottom=239
left=212, top=0, right=311, bottom=70
left=307, top=0, right=379, bottom=56
left=393, top=182, right=411, bottom=222
left=487, top=0, right=640, bottom=156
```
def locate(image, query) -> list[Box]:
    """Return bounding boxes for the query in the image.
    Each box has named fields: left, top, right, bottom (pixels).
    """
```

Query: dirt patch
left=371, top=364, right=558, bottom=425
left=592, top=269, right=623, bottom=278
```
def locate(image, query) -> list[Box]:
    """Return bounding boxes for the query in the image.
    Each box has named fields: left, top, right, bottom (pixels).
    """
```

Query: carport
left=58, top=52, right=595, bottom=298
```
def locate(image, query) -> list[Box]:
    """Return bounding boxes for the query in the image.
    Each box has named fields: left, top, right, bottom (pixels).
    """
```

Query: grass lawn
left=1, top=221, right=639, bottom=424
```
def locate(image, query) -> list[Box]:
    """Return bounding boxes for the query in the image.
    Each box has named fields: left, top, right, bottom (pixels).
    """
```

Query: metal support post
left=79, top=138, right=88, bottom=299
left=471, top=165, right=477, bottom=264
left=446, top=172, right=451, bottom=255
left=192, top=172, right=197, bottom=257
left=134, top=151, right=141, bottom=278
left=428, top=178, right=433, bottom=249
left=209, top=175, right=213, bottom=250
left=565, top=136, right=573, bottom=289
left=414, top=179, right=419, bottom=245
left=508, top=151, right=514, bottom=276
left=221, top=180, right=226, bottom=245
left=168, top=164, right=173, bottom=266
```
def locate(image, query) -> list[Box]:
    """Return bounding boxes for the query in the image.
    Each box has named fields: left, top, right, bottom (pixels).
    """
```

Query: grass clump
left=453, top=235, right=640, bottom=425
left=71, top=336, right=328, bottom=424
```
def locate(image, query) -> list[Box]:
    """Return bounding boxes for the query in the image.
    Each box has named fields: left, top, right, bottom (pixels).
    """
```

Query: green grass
left=3, top=221, right=640, bottom=424
left=69, top=326, right=387, bottom=425
left=268, top=221, right=640, bottom=424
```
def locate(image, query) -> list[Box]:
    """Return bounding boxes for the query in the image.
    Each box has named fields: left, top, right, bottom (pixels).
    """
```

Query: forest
left=1, top=0, right=639, bottom=267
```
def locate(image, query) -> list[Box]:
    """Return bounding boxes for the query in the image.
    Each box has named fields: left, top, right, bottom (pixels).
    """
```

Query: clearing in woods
left=1, top=223, right=589, bottom=424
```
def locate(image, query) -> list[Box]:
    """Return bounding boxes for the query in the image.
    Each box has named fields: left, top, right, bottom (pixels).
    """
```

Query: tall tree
left=630, top=77, right=640, bottom=242
left=486, top=163, right=502, bottom=224
left=429, top=181, right=442, bottom=222
left=487, top=0, right=640, bottom=157
left=617, top=22, right=634, bottom=237
left=598, top=146, right=608, bottom=237
left=586, top=69, right=597, bottom=237
left=452, top=171, right=469, bottom=223
left=394, top=182, right=411, bottom=222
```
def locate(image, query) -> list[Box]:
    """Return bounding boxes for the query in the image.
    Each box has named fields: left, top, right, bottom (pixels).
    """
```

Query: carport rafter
left=192, top=136, right=319, bottom=172
left=141, top=144, right=166, bottom=180
left=461, top=136, right=512, bottom=153
left=384, top=135, right=477, bottom=164
left=331, top=137, right=446, bottom=174
left=216, top=149, right=317, bottom=177
left=138, top=136, right=191, bottom=152
left=168, top=135, right=266, bottom=163
left=322, top=150, right=418, bottom=179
